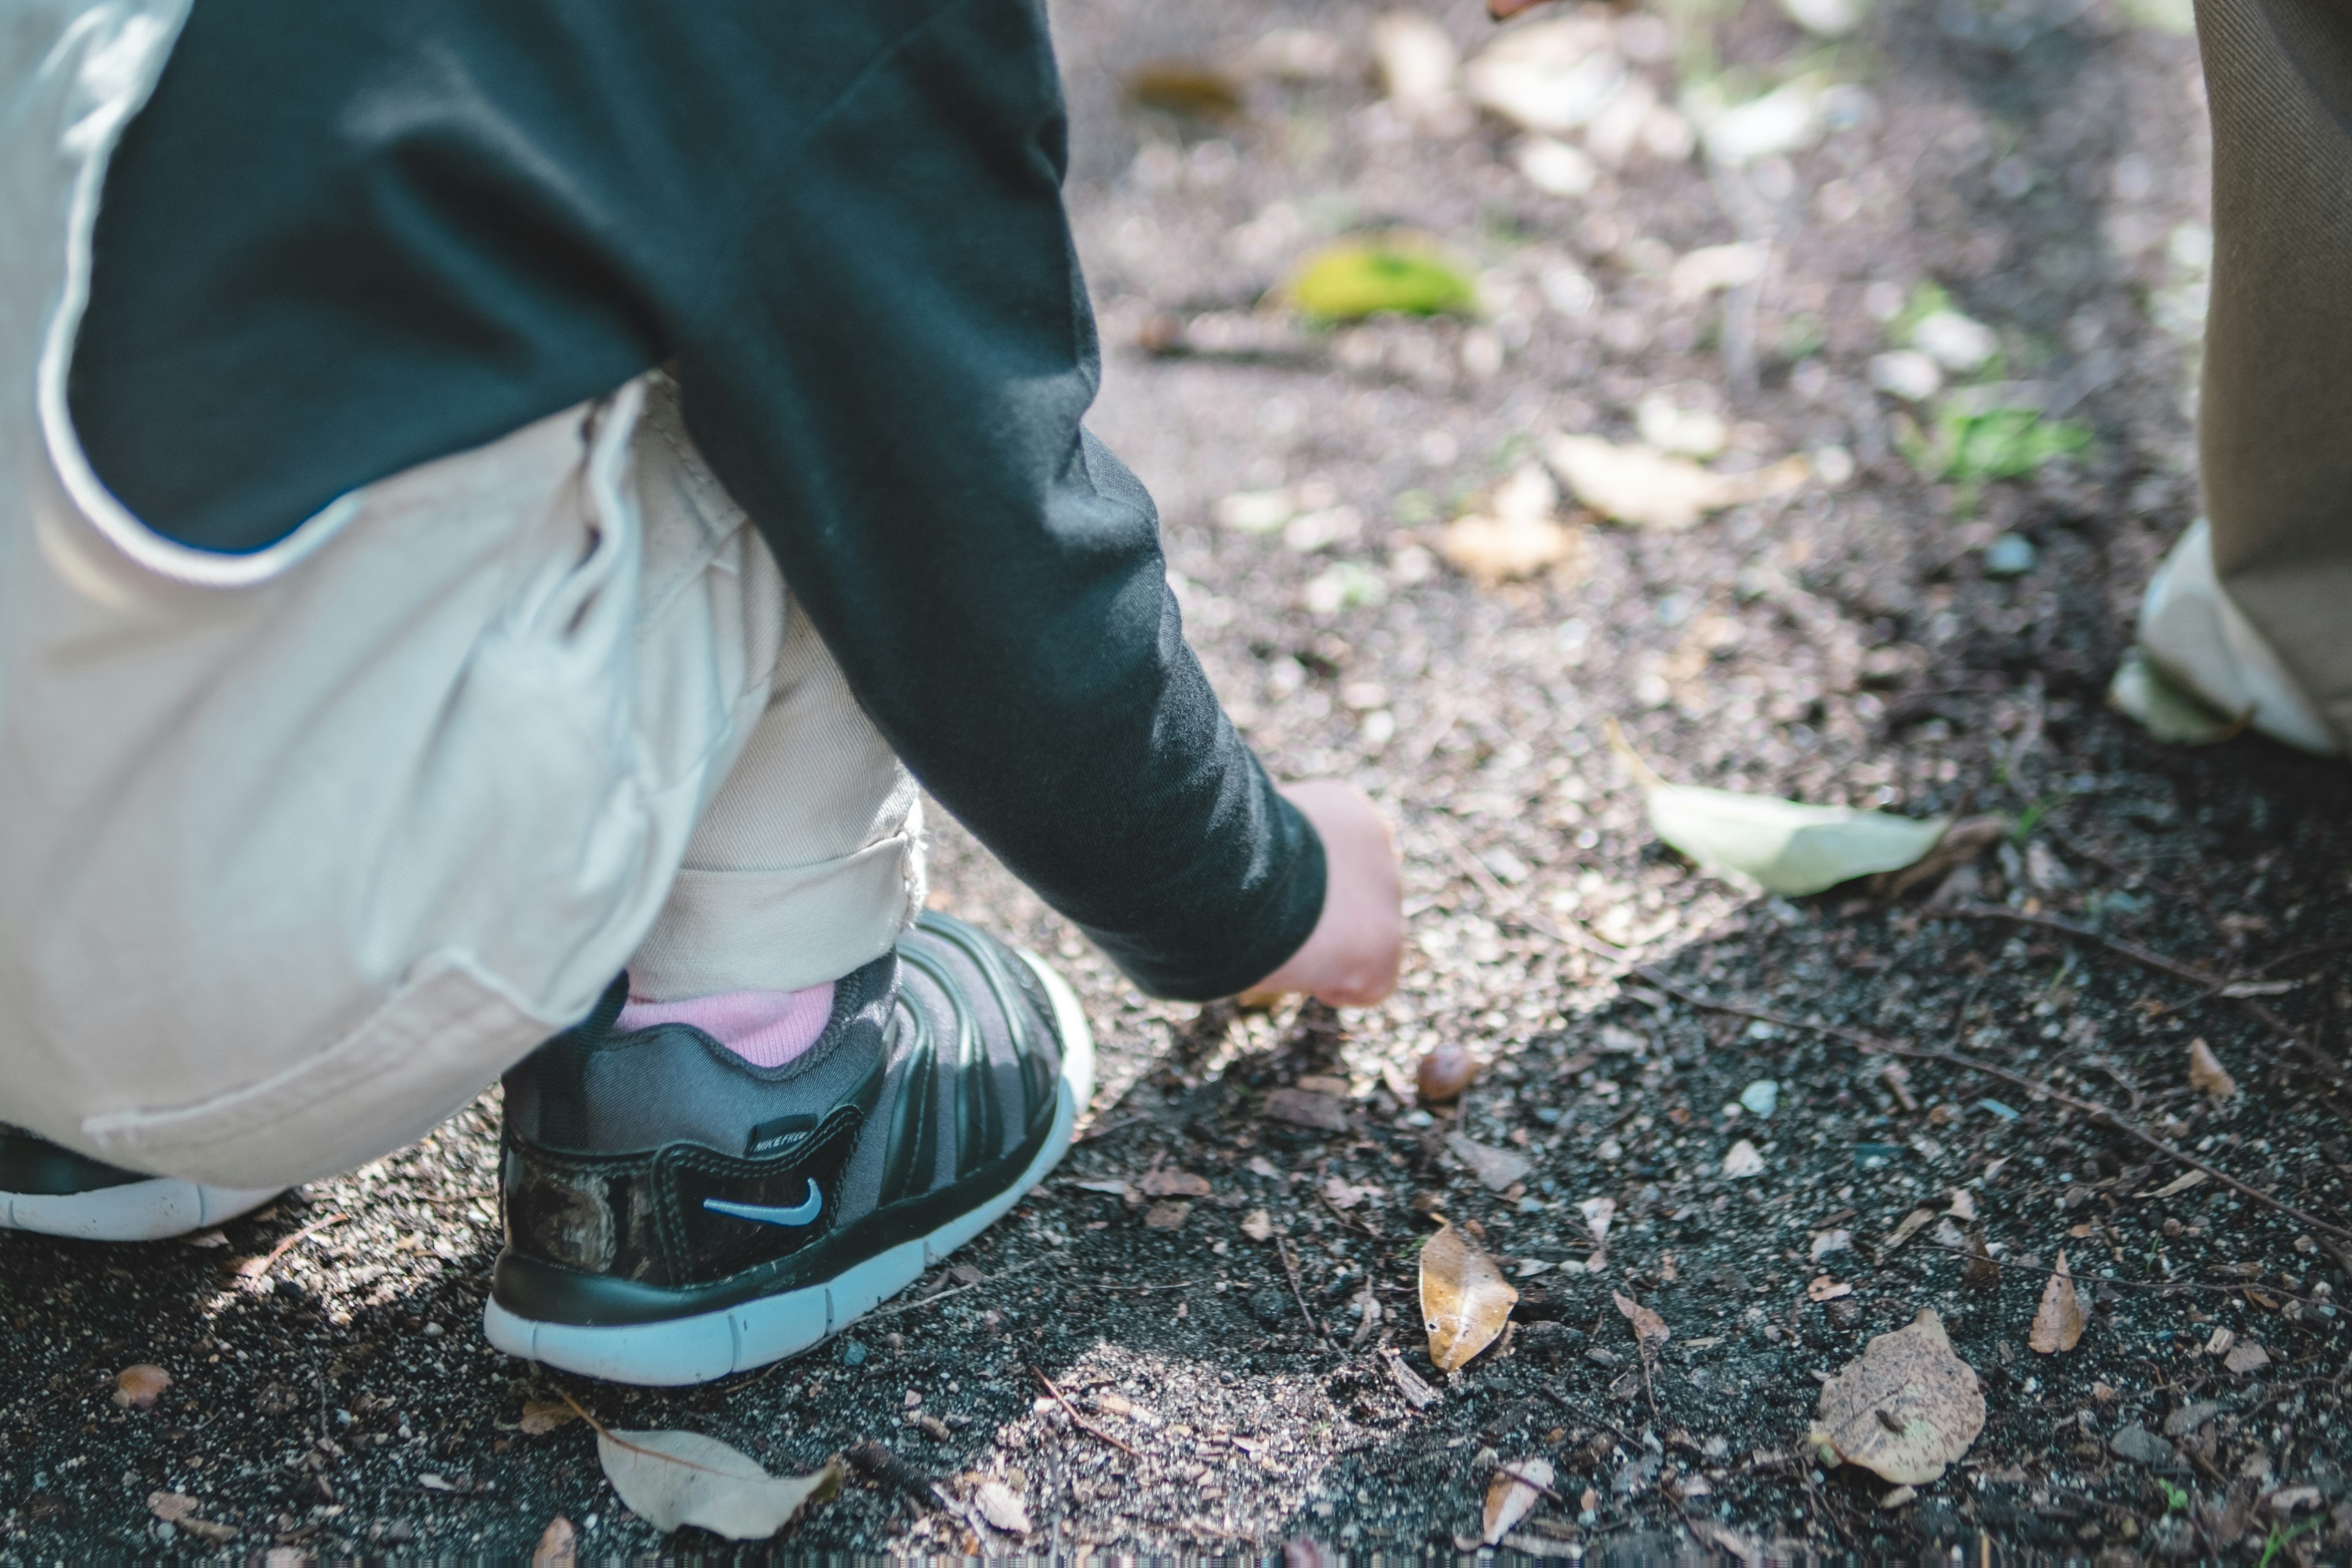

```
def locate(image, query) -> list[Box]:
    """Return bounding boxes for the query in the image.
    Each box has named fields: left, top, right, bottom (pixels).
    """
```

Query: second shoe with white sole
left=484, top=911, right=1094, bottom=1386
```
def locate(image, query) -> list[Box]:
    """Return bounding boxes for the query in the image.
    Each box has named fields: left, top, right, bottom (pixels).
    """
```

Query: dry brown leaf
left=1961, top=1230, right=2000, bottom=1288
left=114, top=1364, right=172, bottom=1409
left=598, top=1430, right=842, bottom=1540
left=520, top=1399, right=579, bottom=1436
left=1807, top=1275, right=1854, bottom=1303
left=1612, top=1292, right=1670, bottom=1365
left=1482, top=1457, right=1556, bottom=1544
left=1871, top=814, right=2008, bottom=899
left=1880, top=1208, right=1936, bottom=1254
left=1142, top=1202, right=1191, bottom=1231
left=1809, top=1309, right=1985, bottom=1485
left=1322, top=1175, right=1378, bottom=1211
left=1439, top=511, right=1582, bottom=586
left=2149, top=1169, right=2209, bottom=1198
left=973, top=1479, right=1031, bottom=1534
left=1263, top=1087, right=1349, bottom=1132
left=1422, top=1221, right=1519, bottom=1372
left=1545, top=433, right=1807, bottom=531
left=531, top=1516, right=578, bottom=1566
left=1380, top=1345, right=1442, bottom=1408
left=2187, top=1038, right=2238, bottom=1102
left=148, top=1491, right=198, bottom=1523
left=2223, top=1341, right=2271, bottom=1374
left=1140, top=1168, right=1213, bottom=1198
left=2028, top=1250, right=2084, bottom=1354
left=1240, top=1208, right=1275, bottom=1242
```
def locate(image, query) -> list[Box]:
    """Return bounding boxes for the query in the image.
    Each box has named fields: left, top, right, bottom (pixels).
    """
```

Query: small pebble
left=1738, top=1079, right=1779, bottom=1118
left=1982, top=533, right=2038, bottom=578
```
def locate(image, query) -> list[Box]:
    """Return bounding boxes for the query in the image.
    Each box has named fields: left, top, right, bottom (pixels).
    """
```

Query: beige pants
left=2177, top=0, right=2352, bottom=748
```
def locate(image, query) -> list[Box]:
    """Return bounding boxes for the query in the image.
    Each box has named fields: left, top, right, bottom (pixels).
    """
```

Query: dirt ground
left=6, top=0, right=2350, bottom=1559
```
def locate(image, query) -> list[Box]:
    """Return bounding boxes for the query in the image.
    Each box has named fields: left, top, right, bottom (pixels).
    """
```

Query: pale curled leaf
left=1880, top=1208, right=1936, bottom=1254
left=1579, top=1196, right=1615, bottom=1245
left=1240, top=1208, right=1275, bottom=1242
left=1811, top=1309, right=1985, bottom=1485
left=1646, top=783, right=1950, bottom=897
left=520, top=1398, right=579, bottom=1436
left=2028, top=1250, right=2084, bottom=1354
left=973, top=1480, right=1031, bottom=1534
left=1545, top=434, right=1806, bottom=531
left=2187, top=1039, right=2238, bottom=1102
left=1421, top=1221, right=1518, bottom=1373
left=597, top=1430, right=842, bottom=1540
left=1482, top=1457, right=1555, bottom=1545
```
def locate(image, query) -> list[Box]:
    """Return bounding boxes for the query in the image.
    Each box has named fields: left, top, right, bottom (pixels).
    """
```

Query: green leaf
left=1284, top=236, right=1477, bottom=321
left=1647, top=784, right=1951, bottom=896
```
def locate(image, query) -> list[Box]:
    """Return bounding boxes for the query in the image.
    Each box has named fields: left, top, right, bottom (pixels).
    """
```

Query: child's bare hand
left=1243, top=780, right=1403, bottom=1007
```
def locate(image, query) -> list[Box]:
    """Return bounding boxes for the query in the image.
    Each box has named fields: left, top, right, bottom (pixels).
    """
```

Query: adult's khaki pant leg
left=2196, top=0, right=2352, bottom=747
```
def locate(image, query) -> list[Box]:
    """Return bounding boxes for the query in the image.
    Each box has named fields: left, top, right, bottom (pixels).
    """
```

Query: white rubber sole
left=0, top=1179, right=279, bottom=1242
left=483, top=948, right=1098, bottom=1386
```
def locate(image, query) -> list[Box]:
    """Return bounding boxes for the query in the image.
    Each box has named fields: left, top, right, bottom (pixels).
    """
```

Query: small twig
left=1274, top=1235, right=1334, bottom=1348
left=1030, top=1366, right=1138, bottom=1457
left=1633, top=966, right=2352, bottom=1246
left=233, top=1214, right=346, bottom=1281
left=555, top=1390, right=732, bottom=1475
left=1076, top=1111, right=1154, bottom=1145
left=1945, top=906, right=2350, bottom=1092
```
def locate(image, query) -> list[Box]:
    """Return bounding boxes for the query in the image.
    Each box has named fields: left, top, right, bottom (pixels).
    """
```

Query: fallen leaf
left=2223, top=1341, right=2271, bottom=1374
left=1612, top=1292, right=1670, bottom=1366
left=2029, top=1251, right=2084, bottom=1354
left=1545, top=433, right=1807, bottom=531
left=1322, top=1175, right=1379, bottom=1211
left=597, top=1430, right=842, bottom=1540
left=1070, top=1177, right=1136, bottom=1199
left=1351, top=1286, right=1385, bottom=1347
left=1961, top=1233, right=2000, bottom=1287
left=1422, top=1221, right=1520, bottom=1372
left=1240, top=1209, right=1275, bottom=1242
left=1294, top=1073, right=1351, bottom=1096
left=1143, top=1202, right=1191, bottom=1231
left=2187, top=1039, right=2238, bottom=1102
left=1140, top=1168, right=1213, bottom=1198
left=1284, top=233, right=1476, bottom=321
left=1483, top=1457, right=1556, bottom=1545
left=973, top=1479, right=1031, bottom=1535
left=1872, top=814, right=2010, bottom=899
left=1811, top=1229, right=1854, bottom=1262
left=1722, top=1139, right=1766, bottom=1178
left=148, top=1492, right=198, bottom=1523
left=1579, top=1196, right=1616, bottom=1245
left=1880, top=1484, right=1918, bottom=1510
left=1807, top=1276, right=1853, bottom=1303
left=1809, top=1310, right=1986, bottom=1485
left=1645, top=783, right=1951, bottom=897
left=1440, top=465, right=1581, bottom=586
left=1668, top=242, right=1771, bottom=304
left=114, top=1364, right=172, bottom=1409
left=1263, top=1087, right=1350, bottom=1132
left=1123, top=61, right=1246, bottom=122
left=179, top=1229, right=230, bottom=1249
left=521, top=1399, right=579, bottom=1436
left=2149, top=1169, right=2209, bottom=1198
left=1379, top=1345, right=1442, bottom=1408
left=1445, top=1132, right=1535, bottom=1192
left=178, top=1517, right=238, bottom=1545
left=1880, top=1209, right=1935, bottom=1254
left=1945, top=1189, right=1978, bottom=1222
left=531, top=1517, right=578, bottom=1567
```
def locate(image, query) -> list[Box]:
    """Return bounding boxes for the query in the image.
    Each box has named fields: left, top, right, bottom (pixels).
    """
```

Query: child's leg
left=2135, top=0, right=2352, bottom=751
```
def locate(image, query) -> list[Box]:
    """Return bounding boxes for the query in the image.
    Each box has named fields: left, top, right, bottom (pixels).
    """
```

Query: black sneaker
left=0, top=1126, right=277, bottom=1241
left=483, top=911, right=1095, bottom=1385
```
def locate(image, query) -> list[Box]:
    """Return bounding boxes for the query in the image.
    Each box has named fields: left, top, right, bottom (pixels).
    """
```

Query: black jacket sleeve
left=69, top=0, right=1324, bottom=1000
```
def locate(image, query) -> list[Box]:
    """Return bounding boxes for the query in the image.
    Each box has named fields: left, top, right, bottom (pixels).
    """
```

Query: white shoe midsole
left=483, top=948, right=1098, bottom=1386
left=0, top=1179, right=279, bottom=1242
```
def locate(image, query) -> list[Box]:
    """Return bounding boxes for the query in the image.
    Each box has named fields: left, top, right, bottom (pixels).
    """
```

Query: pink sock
left=617, top=982, right=836, bottom=1069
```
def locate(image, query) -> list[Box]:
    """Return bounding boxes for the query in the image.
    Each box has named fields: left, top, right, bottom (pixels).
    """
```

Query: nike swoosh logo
left=701, top=1180, right=823, bottom=1229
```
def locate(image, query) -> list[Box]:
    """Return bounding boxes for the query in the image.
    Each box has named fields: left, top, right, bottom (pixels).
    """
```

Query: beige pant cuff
left=625, top=832, right=922, bottom=1000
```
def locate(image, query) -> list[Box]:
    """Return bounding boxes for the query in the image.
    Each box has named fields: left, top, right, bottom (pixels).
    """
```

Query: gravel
left=7, top=0, right=2350, bottom=1558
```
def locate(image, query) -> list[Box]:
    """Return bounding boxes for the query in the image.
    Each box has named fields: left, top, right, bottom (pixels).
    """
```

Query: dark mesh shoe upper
left=497, top=913, right=1064, bottom=1306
